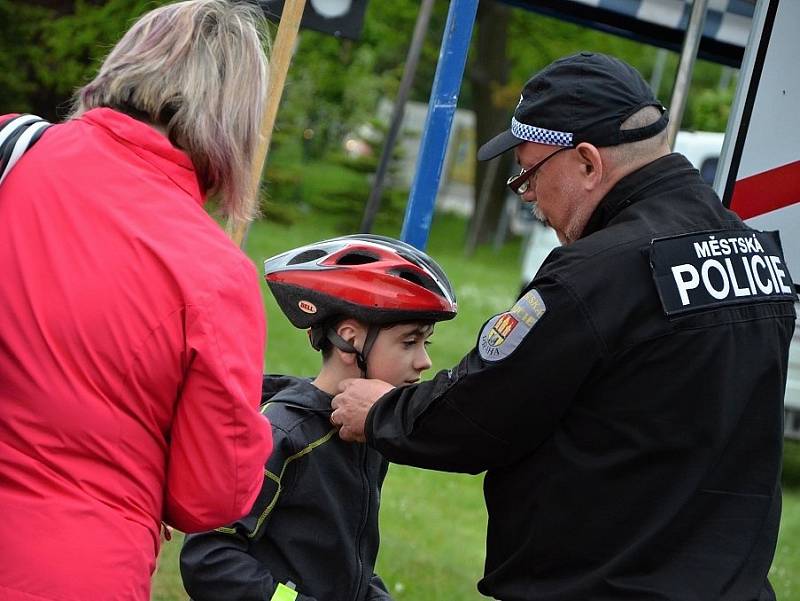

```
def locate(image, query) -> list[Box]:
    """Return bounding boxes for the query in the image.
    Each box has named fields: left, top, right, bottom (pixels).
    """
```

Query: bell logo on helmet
left=298, top=300, right=317, bottom=314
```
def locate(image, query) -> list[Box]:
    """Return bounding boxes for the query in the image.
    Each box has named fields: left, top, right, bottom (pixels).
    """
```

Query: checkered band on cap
left=511, top=117, right=573, bottom=147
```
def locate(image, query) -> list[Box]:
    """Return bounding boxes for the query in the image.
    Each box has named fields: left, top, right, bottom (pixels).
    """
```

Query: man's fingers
left=331, top=409, right=360, bottom=441
left=338, top=423, right=364, bottom=443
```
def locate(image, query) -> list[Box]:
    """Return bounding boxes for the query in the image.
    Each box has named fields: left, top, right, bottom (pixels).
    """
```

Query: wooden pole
left=228, top=0, right=308, bottom=247
left=667, top=0, right=709, bottom=149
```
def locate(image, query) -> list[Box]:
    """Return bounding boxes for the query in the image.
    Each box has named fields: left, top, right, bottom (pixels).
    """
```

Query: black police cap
left=477, top=52, right=669, bottom=161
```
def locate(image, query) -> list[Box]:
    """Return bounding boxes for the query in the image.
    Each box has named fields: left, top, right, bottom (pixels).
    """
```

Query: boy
left=180, top=234, right=457, bottom=601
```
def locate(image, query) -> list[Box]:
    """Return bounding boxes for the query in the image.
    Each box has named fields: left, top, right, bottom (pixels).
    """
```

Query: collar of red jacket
left=79, top=107, right=203, bottom=205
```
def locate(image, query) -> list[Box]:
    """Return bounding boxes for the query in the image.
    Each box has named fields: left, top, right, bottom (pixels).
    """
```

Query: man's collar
left=581, top=153, right=697, bottom=238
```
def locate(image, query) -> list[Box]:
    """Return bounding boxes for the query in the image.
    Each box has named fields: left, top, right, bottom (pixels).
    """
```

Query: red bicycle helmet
left=264, top=234, right=457, bottom=330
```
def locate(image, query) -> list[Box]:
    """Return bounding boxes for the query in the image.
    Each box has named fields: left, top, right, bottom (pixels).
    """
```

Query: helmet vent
left=288, top=249, right=327, bottom=265
left=336, top=251, right=379, bottom=265
left=392, top=269, right=439, bottom=294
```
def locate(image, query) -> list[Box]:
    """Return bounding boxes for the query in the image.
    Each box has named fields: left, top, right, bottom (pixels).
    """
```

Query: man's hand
left=330, top=378, right=394, bottom=442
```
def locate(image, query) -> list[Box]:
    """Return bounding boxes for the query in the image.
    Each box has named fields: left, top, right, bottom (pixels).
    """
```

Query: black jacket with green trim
left=180, top=375, right=392, bottom=601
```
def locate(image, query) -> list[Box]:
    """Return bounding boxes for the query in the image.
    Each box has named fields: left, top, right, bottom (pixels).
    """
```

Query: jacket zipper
left=352, top=444, right=370, bottom=600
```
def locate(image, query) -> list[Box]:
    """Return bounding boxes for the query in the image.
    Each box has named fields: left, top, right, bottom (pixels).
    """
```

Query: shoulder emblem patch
left=478, top=288, right=546, bottom=362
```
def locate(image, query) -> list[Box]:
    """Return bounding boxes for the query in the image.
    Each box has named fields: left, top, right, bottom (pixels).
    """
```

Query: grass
left=152, top=210, right=800, bottom=600
left=774, top=481, right=800, bottom=600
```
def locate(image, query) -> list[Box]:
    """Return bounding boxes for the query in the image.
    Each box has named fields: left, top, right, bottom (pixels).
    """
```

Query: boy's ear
left=335, top=318, right=366, bottom=353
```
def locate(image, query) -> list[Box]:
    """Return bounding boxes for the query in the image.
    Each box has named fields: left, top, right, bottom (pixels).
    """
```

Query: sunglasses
left=507, top=146, right=572, bottom=195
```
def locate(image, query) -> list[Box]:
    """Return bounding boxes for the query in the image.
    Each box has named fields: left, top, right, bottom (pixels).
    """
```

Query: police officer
left=330, top=52, right=796, bottom=600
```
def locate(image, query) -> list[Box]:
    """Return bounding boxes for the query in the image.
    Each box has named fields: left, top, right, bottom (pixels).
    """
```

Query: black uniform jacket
left=181, top=376, right=391, bottom=601
left=365, top=154, right=797, bottom=601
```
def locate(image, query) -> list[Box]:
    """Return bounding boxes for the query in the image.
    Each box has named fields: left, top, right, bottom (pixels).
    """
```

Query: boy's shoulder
left=260, top=374, right=334, bottom=443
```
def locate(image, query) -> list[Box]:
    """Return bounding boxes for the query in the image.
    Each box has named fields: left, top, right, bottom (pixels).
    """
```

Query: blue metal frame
left=400, top=0, right=480, bottom=250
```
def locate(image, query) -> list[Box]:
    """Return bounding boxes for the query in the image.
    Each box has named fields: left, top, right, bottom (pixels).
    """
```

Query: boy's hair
left=71, top=0, right=270, bottom=223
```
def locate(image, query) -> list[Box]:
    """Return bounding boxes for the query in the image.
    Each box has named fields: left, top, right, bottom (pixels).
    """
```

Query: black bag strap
left=0, top=114, right=53, bottom=185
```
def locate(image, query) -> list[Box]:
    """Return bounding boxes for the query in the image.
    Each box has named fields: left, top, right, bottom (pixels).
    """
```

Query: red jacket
left=0, top=108, right=273, bottom=600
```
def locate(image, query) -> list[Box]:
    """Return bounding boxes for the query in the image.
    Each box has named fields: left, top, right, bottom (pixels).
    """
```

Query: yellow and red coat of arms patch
left=478, top=289, right=547, bottom=362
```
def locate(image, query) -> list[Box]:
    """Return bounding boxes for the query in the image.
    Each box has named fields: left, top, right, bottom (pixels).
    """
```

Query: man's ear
left=575, top=142, right=603, bottom=190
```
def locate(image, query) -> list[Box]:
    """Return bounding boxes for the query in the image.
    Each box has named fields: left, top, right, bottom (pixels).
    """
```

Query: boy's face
left=366, top=322, right=434, bottom=387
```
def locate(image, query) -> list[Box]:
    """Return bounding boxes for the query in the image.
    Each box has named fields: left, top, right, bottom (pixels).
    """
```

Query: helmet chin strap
left=325, top=325, right=381, bottom=378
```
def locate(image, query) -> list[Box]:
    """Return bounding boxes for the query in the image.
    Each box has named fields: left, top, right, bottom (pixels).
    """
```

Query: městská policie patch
left=650, top=229, right=796, bottom=316
left=478, top=289, right=546, bottom=362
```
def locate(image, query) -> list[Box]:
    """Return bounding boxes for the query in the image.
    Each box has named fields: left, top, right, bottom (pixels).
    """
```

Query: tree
left=0, top=0, right=166, bottom=120
left=467, top=2, right=513, bottom=248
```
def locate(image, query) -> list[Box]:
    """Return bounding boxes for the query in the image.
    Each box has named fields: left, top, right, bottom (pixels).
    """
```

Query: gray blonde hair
left=73, top=0, right=270, bottom=221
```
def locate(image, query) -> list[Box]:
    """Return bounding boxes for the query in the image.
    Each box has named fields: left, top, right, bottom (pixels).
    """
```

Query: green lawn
left=152, top=212, right=800, bottom=600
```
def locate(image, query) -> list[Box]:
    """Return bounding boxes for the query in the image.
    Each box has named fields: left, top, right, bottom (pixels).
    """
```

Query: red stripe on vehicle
left=730, top=160, right=800, bottom=220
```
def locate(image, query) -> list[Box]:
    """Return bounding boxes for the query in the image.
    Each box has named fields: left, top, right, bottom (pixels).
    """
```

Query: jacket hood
left=261, top=374, right=333, bottom=411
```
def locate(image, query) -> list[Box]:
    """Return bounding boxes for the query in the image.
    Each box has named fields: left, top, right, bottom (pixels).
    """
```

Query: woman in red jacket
left=0, top=1, right=273, bottom=599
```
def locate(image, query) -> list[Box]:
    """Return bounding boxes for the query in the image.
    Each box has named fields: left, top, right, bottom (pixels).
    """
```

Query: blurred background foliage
left=0, top=1, right=736, bottom=127
left=1, top=0, right=738, bottom=238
